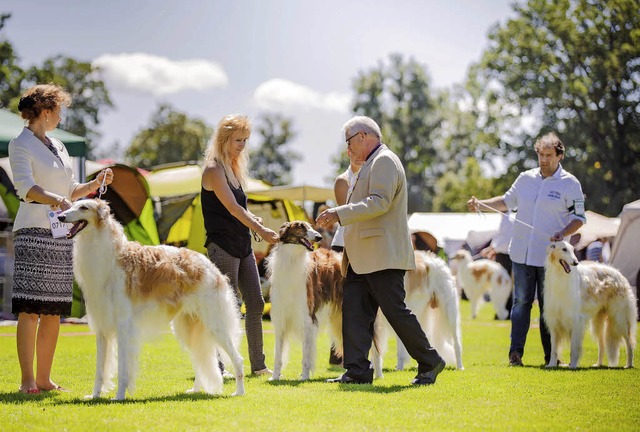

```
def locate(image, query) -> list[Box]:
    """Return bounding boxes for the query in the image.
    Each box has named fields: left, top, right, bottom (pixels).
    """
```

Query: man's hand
left=316, top=208, right=339, bottom=229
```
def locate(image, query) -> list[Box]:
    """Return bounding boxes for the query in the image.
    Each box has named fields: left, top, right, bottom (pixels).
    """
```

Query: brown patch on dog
left=306, top=248, right=344, bottom=323
left=119, top=244, right=205, bottom=313
left=471, top=266, right=490, bottom=282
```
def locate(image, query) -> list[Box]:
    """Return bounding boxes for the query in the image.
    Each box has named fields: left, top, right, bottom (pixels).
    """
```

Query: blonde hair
left=204, top=114, right=251, bottom=188
left=18, top=83, right=71, bottom=121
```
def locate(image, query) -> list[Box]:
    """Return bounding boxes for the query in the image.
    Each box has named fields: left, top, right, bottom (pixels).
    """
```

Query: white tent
left=609, top=199, right=640, bottom=291
left=574, top=210, right=621, bottom=251
left=407, top=212, right=503, bottom=258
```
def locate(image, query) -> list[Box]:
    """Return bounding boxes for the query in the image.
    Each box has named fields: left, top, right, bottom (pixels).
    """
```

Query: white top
left=9, top=127, right=79, bottom=231
left=503, top=164, right=585, bottom=267
left=585, top=240, right=604, bottom=262
left=330, top=166, right=358, bottom=248
left=491, top=212, right=514, bottom=254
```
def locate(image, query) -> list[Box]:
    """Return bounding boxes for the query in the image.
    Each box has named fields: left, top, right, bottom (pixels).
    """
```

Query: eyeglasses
left=345, top=131, right=361, bottom=146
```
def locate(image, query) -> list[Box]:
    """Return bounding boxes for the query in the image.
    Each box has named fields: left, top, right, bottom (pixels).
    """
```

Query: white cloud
left=253, top=78, right=350, bottom=113
left=92, top=53, right=228, bottom=96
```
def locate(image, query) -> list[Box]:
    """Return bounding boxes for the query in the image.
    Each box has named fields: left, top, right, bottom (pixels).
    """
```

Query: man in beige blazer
left=316, top=116, right=445, bottom=385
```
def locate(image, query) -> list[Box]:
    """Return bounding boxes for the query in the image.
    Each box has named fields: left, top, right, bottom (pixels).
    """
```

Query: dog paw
left=231, top=390, right=245, bottom=396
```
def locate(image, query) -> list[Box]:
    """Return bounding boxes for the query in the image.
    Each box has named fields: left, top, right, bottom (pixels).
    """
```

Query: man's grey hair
left=343, top=116, right=382, bottom=140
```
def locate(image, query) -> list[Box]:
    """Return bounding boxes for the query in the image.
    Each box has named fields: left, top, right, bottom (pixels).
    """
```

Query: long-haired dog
left=449, top=249, right=512, bottom=320
left=543, top=241, right=637, bottom=369
left=58, top=199, right=245, bottom=399
left=372, top=250, right=464, bottom=376
left=266, top=221, right=343, bottom=380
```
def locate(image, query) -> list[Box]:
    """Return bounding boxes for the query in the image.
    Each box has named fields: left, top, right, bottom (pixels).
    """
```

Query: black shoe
left=412, top=360, right=446, bottom=385
left=509, top=351, right=524, bottom=367
left=326, top=371, right=373, bottom=384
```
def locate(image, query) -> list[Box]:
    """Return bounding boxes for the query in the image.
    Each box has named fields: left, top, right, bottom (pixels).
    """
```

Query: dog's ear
left=97, top=201, right=111, bottom=221
left=279, top=222, right=290, bottom=238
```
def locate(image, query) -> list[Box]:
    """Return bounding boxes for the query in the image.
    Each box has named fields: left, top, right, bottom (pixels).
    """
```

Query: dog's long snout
left=314, top=233, right=322, bottom=242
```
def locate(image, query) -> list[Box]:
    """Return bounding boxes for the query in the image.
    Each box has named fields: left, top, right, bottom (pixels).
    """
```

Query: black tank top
left=201, top=179, right=251, bottom=258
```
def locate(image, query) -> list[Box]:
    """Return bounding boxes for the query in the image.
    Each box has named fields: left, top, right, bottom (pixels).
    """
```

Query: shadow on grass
left=0, top=391, right=61, bottom=404
left=20, top=391, right=239, bottom=405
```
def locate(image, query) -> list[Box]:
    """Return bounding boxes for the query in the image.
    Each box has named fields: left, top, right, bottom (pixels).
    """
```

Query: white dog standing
left=450, top=249, right=512, bottom=320
left=59, top=199, right=245, bottom=399
left=543, top=241, right=637, bottom=369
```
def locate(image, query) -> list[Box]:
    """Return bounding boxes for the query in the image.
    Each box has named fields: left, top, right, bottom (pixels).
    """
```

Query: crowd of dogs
left=58, top=199, right=637, bottom=400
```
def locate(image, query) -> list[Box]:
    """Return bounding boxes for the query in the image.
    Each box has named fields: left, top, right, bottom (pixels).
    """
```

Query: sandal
left=19, top=387, right=41, bottom=395
left=37, top=384, right=68, bottom=392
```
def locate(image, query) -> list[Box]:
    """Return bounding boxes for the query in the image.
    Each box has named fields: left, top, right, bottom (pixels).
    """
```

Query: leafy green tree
left=0, top=14, right=25, bottom=110
left=25, top=55, right=113, bottom=153
left=351, top=54, right=442, bottom=212
left=125, top=104, right=212, bottom=169
left=0, top=14, right=113, bottom=155
left=479, top=0, right=640, bottom=215
left=249, top=113, right=300, bottom=186
left=433, top=158, right=498, bottom=212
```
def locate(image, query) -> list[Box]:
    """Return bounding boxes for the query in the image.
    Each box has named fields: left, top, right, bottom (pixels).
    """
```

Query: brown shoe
left=509, top=351, right=523, bottom=367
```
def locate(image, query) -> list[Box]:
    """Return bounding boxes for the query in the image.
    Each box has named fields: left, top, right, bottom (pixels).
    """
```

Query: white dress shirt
left=503, top=165, right=585, bottom=267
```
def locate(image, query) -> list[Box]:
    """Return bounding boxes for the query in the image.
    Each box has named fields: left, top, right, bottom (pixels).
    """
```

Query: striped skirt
left=11, top=228, right=74, bottom=316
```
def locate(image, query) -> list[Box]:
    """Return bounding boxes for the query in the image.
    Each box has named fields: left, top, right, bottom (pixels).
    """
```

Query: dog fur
left=450, top=249, right=512, bottom=320
left=58, top=199, right=245, bottom=399
left=543, top=240, right=637, bottom=369
left=266, top=221, right=344, bottom=380
left=372, top=250, right=464, bottom=376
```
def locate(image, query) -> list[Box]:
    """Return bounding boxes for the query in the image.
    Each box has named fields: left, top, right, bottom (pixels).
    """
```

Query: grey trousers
left=206, top=242, right=267, bottom=372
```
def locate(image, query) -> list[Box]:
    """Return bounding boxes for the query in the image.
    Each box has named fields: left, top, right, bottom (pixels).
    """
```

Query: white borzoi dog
left=450, top=249, right=512, bottom=320
left=266, top=221, right=344, bottom=381
left=58, top=199, right=245, bottom=399
left=372, top=250, right=464, bottom=376
left=543, top=240, right=637, bottom=369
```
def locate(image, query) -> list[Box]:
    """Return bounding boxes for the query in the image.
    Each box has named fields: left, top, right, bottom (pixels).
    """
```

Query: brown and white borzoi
left=543, top=241, right=637, bottom=369
left=266, top=221, right=344, bottom=380
left=372, top=250, right=464, bottom=376
left=450, top=249, right=512, bottom=320
left=58, top=199, right=245, bottom=399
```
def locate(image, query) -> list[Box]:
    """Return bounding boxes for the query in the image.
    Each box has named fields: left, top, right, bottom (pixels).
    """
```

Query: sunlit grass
left=0, top=301, right=638, bottom=431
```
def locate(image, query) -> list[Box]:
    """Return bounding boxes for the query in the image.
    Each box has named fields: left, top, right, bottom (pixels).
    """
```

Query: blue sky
left=2, top=0, right=519, bottom=186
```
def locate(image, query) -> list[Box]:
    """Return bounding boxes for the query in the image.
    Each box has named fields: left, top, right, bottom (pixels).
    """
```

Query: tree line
left=1, top=0, right=638, bottom=215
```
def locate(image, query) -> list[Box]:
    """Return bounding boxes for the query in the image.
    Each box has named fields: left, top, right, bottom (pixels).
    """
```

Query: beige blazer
left=9, top=127, right=78, bottom=231
left=335, top=144, right=415, bottom=275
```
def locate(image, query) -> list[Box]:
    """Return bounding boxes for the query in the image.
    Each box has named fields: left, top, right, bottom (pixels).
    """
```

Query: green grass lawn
left=0, top=301, right=638, bottom=432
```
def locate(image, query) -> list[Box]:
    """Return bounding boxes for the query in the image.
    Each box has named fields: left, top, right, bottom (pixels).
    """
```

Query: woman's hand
left=96, top=168, right=114, bottom=187
left=259, top=226, right=279, bottom=244
left=50, top=196, right=71, bottom=211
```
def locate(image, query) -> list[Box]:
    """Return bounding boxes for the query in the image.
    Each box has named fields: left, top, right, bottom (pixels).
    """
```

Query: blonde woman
left=10, top=84, right=113, bottom=394
left=201, top=114, right=278, bottom=375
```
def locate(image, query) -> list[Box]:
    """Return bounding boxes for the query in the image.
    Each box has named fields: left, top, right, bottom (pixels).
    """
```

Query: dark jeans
left=342, top=266, right=442, bottom=376
left=509, top=262, right=551, bottom=362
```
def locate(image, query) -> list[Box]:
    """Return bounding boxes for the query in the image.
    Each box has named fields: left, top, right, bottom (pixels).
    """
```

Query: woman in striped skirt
left=9, top=84, right=113, bottom=394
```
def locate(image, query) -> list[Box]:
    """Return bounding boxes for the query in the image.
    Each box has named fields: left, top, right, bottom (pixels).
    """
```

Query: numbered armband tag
left=572, top=199, right=585, bottom=218
left=47, top=209, right=72, bottom=239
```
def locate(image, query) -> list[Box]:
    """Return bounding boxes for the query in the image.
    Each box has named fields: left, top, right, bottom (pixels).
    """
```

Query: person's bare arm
left=202, top=164, right=278, bottom=244
left=467, top=196, right=508, bottom=213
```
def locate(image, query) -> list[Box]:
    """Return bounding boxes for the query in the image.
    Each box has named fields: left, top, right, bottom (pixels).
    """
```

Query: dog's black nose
left=315, top=234, right=322, bottom=242
left=58, top=215, right=66, bottom=222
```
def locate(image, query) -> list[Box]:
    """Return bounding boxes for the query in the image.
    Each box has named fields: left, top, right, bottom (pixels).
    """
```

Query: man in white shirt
left=467, top=132, right=586, bottom=366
